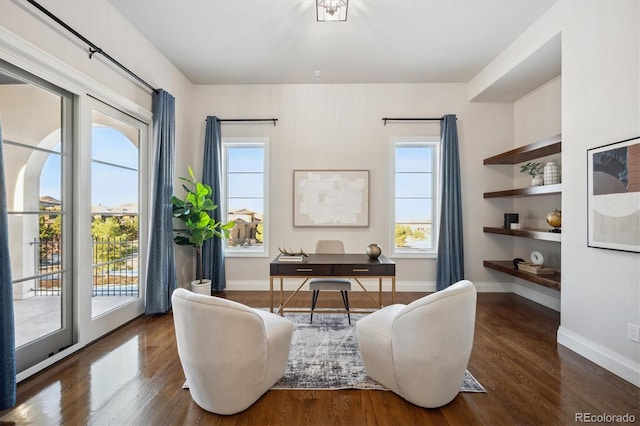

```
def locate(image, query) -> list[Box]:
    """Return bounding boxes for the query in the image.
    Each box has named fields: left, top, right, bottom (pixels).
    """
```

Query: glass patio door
left=1, top=61, right=74, bottom=373
left=88, top=99, right=146, bottom=322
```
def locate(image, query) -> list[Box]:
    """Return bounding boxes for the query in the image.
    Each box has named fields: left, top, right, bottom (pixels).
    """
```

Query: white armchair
left=356, top=280, right=477, bottom=408
left=171, top=288, right=294, bottom=415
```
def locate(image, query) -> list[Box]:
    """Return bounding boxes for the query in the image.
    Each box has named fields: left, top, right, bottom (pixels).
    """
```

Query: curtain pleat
left=436, top=114, right=464, bottom=291
left=145, top=90, right=177, bottom=314
left=0, top=119, right=17, bottom=409
left=200, top=116, right=226, bottom=292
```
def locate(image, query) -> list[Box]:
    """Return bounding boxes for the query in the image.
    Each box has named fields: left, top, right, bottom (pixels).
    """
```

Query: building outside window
left=391, top=136, right=440, bottom=257
left=223, top=137, right=269, bottom=256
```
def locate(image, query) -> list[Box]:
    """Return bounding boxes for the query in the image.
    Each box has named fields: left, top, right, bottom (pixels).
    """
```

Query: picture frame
left=293, top=170, right=369, bottom=227
left=587, top=136, right=640, bottom=253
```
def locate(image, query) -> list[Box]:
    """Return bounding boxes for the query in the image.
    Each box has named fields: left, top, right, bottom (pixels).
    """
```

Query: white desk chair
left=309, top=240, right=352, bottom=324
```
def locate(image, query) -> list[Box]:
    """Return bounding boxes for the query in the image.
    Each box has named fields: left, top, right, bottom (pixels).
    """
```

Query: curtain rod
left=216, top=118, right=278, bottom=126
left=382, top=117, right=444, bottom=126
left=26, top=0, right=159, bottom=94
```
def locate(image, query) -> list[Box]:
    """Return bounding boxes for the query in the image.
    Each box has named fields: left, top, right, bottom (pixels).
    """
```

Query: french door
left=1, top=60, right=148, bottom=374
left=85, top=98, right=147, bottom=337
left=1, top=61, right=74, bottom=372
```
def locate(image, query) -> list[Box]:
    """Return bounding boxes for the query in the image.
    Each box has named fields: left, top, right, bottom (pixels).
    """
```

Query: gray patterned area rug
left=270, top=313, right=486, bottom=392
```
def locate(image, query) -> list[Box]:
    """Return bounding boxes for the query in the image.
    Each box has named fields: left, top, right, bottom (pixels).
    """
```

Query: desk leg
left=269, top=276, right=274, bottom=313
left=279, top=277, right=284, bottom=316
left=392, top=276, right=396, bottom=304
left=378, top=278, right=382, bottom=307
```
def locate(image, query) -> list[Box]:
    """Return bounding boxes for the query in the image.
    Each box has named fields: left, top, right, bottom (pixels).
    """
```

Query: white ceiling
left=108, top=0, right=558, bottom=86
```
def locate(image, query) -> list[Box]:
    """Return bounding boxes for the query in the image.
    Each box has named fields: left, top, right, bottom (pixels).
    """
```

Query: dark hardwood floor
left=1, top=291, right=638, bottom=425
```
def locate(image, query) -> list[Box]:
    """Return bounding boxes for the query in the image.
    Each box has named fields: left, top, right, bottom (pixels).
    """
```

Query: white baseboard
left=512, top=282, right=561, bottom=312
left=557, top=326, right=640, bottom=387
left=473, top=281, right=513, bottom=293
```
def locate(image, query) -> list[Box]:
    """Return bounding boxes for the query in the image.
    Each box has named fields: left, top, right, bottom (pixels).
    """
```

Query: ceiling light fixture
left=316, top=0, right=348, bottom=22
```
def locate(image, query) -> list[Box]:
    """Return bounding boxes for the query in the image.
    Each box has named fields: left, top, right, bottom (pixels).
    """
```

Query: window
left=223, top=137, right=269, bottom=256
left=391, top=137, right=440, bottom=257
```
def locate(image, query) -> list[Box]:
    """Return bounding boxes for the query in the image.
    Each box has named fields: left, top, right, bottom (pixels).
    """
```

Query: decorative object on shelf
left=546, top=209, right=562, bottom=233
left=512, top=258, right=526, bottom=269
left=517, top=262, right=555, bottom=275
left=278, top=247, right=309, bottom=257
left=531, top=175, right=544, bottom=186
left=520, top=161, right=544, bottom=186
left=587, top=136, right=640, bottom=253
left=366, top=243, right=382, bottom=259
left=510, top=223, right=521, bottom=230
left=530, top=250, right=544, bottom=265
left=543, top=161, right=560, bottom=185
left=503, top=213, right=519, bottom=229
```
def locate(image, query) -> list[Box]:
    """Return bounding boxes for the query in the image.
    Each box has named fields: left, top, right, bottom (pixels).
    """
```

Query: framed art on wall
left=293, top=170, right=369, bottom=227
left=587, top=136, right=640, bottom=252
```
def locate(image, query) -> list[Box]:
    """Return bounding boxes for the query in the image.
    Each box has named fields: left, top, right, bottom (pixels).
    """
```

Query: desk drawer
left=333, top=264, right=391, bottom=276
left=273, top=264, right=333, bottom=276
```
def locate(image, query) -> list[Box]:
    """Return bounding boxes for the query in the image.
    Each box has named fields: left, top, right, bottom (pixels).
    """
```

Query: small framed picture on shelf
left=587, top=136, right=640, bottom=253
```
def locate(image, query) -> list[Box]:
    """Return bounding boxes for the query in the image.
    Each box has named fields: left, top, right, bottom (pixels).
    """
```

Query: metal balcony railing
left=35, top=238, right=139, bottom=296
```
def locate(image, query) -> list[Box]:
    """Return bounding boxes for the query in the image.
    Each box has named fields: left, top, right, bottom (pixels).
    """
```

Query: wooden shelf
left=483, top=134, right=561, bottom=165
left=484, top=183, right=561, bottom=198
left=483, top=227, right=561, bottom=242
left=484, top=260, right=561, bottom=291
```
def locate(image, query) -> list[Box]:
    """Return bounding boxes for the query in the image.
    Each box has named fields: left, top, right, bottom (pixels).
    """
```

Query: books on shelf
left=517, top=262, right=555, bottom=275
left=278, top=255, right=304, bottom=262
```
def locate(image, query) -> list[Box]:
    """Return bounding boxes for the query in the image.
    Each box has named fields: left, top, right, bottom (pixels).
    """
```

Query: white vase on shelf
left=543, top=162, right=560, bottom=185
left=531, top=175, right=544, bottom=186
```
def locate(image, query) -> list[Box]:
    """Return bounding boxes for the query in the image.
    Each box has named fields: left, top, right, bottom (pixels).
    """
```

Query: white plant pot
left=531, top=175, right=544, bottom=186
left=190, top=279, right=211, bottom=295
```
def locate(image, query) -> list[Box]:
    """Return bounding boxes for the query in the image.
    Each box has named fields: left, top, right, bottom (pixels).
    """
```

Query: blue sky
left=395, top=145, right=433, bottom=224
left=226, top=146, right=264, bottom=214
left=41, top=128, right=138, bottom=208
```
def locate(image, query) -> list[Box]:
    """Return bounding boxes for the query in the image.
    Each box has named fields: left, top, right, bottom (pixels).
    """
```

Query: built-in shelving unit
left=483, top=134, right=562, bottom=289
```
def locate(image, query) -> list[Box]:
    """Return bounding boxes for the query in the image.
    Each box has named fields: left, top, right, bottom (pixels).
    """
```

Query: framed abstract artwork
left=293, top=170, right=369, bottom=227
left=587, top=136, right=640, bottom=252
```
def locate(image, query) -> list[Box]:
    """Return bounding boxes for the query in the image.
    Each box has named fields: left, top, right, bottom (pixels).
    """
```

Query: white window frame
left=222, top=137, right=269, bottom=258
left=389, top=136, right=440, bottom=258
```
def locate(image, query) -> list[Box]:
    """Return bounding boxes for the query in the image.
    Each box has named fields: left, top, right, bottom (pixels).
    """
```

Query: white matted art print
left=587, top=136, right=640, bottom=253
left=293, top=170, right=369, bottom=227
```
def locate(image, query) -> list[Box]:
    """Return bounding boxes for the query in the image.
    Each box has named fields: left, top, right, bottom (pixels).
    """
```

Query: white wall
left=559, top=0, right=639, bottom=387
left=471, top=0, right=640, bottom=386
left=187, top=83, right=514, bottom=292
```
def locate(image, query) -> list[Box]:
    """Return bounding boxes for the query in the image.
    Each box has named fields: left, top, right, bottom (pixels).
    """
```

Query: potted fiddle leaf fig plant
left=172, top=166, right=235, bottom=295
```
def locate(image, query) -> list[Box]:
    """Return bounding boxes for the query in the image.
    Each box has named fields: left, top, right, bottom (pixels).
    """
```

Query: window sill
left=390, top=251, right=437, bottom=260
left=225, top=249, right=269, bottom=258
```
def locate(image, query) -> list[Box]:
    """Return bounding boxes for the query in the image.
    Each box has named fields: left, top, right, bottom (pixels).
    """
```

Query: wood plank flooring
left=1, top=291, right=638, bottom=425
